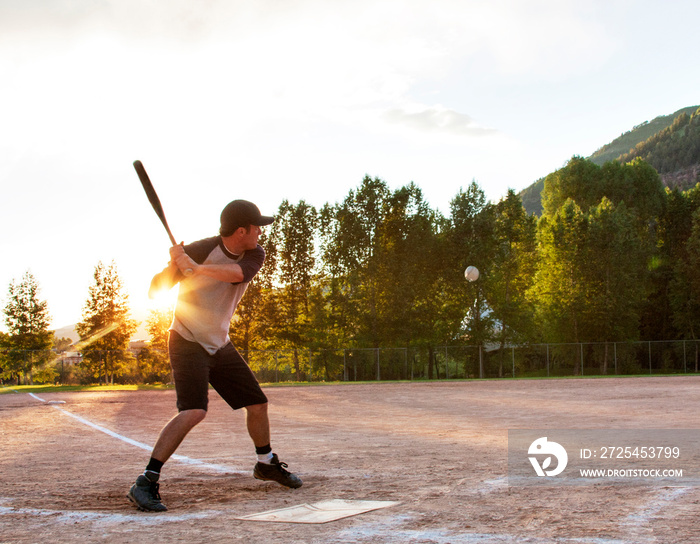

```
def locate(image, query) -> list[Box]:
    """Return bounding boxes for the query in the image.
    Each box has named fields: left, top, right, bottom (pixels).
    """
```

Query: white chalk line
left=622, top=485, right=693, bottom=542
left=336, top=515, right=633, bottom=544
left=0, top=502, right=221, bottom=526
left=27, top=393, right=246, bottom=475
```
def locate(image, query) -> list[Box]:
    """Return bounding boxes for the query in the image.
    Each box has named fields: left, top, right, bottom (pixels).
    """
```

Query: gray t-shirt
left=170, top=236, right=265, bottom=355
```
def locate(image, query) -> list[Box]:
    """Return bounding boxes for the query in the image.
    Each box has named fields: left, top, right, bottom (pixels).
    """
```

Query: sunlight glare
left=148, top=282, right=179, bottom=313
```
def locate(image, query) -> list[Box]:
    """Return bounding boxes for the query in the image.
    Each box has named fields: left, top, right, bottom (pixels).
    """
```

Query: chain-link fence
left=243, top=340, right=700, bottom=382
left=3, top=339, right=700, bottom=385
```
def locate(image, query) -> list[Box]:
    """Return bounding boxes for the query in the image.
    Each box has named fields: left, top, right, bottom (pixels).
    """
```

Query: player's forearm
left=193, top=263, right=245, bottom=284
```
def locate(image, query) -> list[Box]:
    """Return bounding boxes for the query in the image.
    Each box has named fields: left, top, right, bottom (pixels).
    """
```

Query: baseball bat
left=133, top=160, right=193, bottom=276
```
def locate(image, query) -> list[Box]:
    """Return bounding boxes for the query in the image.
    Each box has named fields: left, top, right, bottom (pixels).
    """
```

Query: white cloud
left=384, top=106, right=497, bottom=137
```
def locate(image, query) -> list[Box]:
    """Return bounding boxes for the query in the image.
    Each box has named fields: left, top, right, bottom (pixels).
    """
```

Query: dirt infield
left=1, top=377, right=699, bottom=543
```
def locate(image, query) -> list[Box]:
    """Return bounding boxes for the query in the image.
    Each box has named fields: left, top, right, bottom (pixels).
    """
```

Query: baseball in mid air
left=464, top=266, right=479, bottom=282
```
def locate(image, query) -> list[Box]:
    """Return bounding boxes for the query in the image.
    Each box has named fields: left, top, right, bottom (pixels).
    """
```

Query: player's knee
left=183, top=408, right=207, bottom=425
left=245, top=402, right=268, bottom=416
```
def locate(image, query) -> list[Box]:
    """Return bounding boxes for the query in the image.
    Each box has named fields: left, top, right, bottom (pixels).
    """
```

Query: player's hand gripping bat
left=133, top=160, right=193, bottom=276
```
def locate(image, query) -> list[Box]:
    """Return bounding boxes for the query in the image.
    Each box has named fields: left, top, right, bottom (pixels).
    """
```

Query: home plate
left=234, top=499, right=400, bottom=524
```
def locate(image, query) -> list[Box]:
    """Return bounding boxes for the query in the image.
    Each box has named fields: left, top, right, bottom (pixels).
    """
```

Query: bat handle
left=170, top=238, right=193, bottom=277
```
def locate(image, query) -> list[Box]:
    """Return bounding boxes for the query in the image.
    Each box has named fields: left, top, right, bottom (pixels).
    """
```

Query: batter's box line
left=27, top=393, right=246, bottom=475
left=0, top=502, right=221, bottom=526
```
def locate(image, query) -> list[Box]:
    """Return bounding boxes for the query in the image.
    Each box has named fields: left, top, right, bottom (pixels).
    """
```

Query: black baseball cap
left=220, top=200, right=274, bottom=236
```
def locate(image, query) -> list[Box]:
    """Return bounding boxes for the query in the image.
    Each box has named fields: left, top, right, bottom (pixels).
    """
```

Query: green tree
left=669, top=207, right=700, bottom=370
left=266, top=200, right=317, bottom=379
left=137, top=307, right=172, bottom=383
left=541, top=156, right=603, bottom=217
left=229, top=230, right=275, bottom=356
left=643, top=184, right=700, bottom=340
left=0, top=331, right=9, bottom=384
left=541, top=156, right=665, bottom=224
left=585, top=198, right=646, bottom=371
left=53, top=336, right=73, bottom=352
left=374, top=184, right=438, bottom=346
left=319, top=176, right=391, bottom=352
left=2, top=271, right=54, bottom=384
left=76, top=261, right=138, bottom=384
left=600, top=159, right=665, bottom=224
left=372, top=183, right=445, bottom=379
left=442, top=181, right=497, bottom=378
left=531, top=199, right=589, bottom=347
left=445, top=182, right=496, bottom=340
left=488, top=190, right=538, bottom=375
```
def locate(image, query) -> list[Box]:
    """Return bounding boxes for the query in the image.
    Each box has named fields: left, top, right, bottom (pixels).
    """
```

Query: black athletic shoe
left=254, top=454, right=303, bottom=489
left=127, top=474, right=168, bottom=512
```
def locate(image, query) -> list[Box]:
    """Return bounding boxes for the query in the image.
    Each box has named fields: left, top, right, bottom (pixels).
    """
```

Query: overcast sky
left=1, top=0, right=699, bottom=332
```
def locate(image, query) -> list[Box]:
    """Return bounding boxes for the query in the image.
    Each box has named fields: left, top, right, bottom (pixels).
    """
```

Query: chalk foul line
left=28, top=393, right=245, bottom=474
left=0, top=502, right=220, bottom=525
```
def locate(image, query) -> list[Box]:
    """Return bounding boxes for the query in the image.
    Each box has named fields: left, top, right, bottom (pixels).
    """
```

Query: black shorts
left=168, top=331, right=268, bottom=412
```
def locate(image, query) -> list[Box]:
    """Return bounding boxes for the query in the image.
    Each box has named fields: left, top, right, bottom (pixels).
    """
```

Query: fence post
left=546, top=344, right=550, bottom=377
left=512, top=346, right=515, bottom=378
left=376, top=348, right=380, bottom=381
left=683, top=340, right=687, bottom=374
left=649, top=341, right=652, bottom=375
left=580, top=343, right=584, bottom=376
left=614, top=342, right=617, bottom=375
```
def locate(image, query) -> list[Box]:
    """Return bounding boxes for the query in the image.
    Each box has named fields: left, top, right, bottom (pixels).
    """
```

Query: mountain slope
left=615, top=106, right=700, bottom=190
left=589, top=106, right=699, bottom=166
left=520, top=105, right=700, bottom=215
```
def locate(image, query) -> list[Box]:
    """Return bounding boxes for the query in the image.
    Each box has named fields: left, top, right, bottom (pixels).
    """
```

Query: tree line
left=3, top=156, right=700, bottom=384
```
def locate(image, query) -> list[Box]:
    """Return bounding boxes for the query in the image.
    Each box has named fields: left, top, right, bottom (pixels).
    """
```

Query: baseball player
left=128, top=200, right=301, bottom=512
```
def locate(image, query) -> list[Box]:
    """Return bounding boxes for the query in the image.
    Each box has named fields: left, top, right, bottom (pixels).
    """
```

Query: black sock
left=255, top=444, right=272, bottom=455
left=146, top=457, right=164, bottom=474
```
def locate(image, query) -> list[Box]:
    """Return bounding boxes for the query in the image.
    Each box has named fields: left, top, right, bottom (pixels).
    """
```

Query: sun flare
left=147, top=283, right=179, bottom=313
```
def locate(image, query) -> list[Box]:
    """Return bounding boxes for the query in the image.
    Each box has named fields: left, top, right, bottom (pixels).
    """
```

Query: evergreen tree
left=76, top=261, right=138, bottom=384
left=2, top=271, right=54, bottom=384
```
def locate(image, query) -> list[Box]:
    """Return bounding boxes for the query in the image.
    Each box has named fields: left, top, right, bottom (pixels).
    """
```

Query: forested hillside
left=616, top=107, right=700, bottom=190
left=589, top=106, right=699, bottom=165
left=521, top=105, right=700, bottom=215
